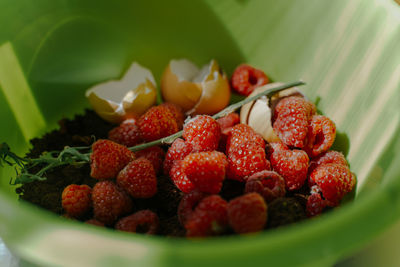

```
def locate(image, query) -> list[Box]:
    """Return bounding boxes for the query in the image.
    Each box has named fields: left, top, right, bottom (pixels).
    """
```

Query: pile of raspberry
left=62, top=89, right=356, bottom=237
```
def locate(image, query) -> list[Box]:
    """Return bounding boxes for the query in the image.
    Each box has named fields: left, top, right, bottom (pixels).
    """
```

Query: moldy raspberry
left=268, top=197, right=306, bottom=228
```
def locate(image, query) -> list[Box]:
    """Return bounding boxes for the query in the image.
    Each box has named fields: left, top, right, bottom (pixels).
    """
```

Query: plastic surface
left=0, top=0, right=400, bottom=266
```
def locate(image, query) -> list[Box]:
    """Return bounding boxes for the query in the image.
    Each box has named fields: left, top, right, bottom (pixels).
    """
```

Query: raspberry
left=178, top=191, right=207, bottom=226
left=216, top=113, right=240, bottom=152
left=227, top=141, right=271, bottom=182
left=183, top=115, right=221, bottom=152
left=274, top=96, right=315, bottom=119
left=245, top=170, right=286, bottom=203
left=92, top=180, right=133, bottom=225
left=218, top=126, right=233, bottom=153
left=231, top=64, right=269, bottom=96
left=309, top=150, right=348, bottom=174
left=163, top=138, right=194, bottom=175
left=226, top=124, right=265, bottom=155
left=61, top=184, right=92, bottom=218
left=309, top=163, right=356, bottom=206
left=181, top=151, right=228, bottom=194
left=85, top=219, right=105, bottom=227
left=135, top=146, right=165, bottom=174
left=265, top=141, right=289, bottom=159
left=90, top=139, right=135, bottom=179
left=305, top=115, right=336, bottom=157
left=138, top=105, right=179, bottom=142
left=117, top=158, right=157, bottom=198
left=216, top=113, right=240, bottom=130
left=115, top=210, right=159, bottom=235
left=227, top=193, right=267, bottom=234
left=169, top=160, right=195, bottom=193
left=273, top=96, right=312, bottom=148
left=270, top=148, right=309, bottom=191
left=269, top=141, right=289, bottom=152
left=185, top=195, right=228, bottom=237
left=108, top=119, right=143, bottom=147
left=160, top=102, right=185, bottom=129
left=306, top=193, right=327, bottom=217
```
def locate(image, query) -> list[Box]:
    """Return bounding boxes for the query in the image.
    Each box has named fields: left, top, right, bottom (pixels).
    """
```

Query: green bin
left=0, top=0, right=400, bottom=266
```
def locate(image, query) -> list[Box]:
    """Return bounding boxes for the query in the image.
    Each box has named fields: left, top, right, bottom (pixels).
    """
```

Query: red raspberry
left=265, top=141, right=289, bottom=159
left=61, top=184, right=92, bottom=218
left=274, top=96, right=316, bottom=119
left=182, top=151, right=228, bottom=194
left=273, top=96, right=312, bottom=148
left=90, top=139, right=135, bottom=179
left=85, top=219, right=105, bottom=227
left=227, top=141, right=271, bottom=182
left=185, top=195, right=228, bottom=237
left=216, top=113, right=240, bottom=152
left=270, top=148, right=309, bottom=191
left=226, top=124, right=265, bottom=155
left=218, top=126, right=234, bottom=153
left=138, top=105, right=179, bottom=142
left=227, top=193, right=267, bottom=234
left=245, top=170, right=286, bottom=202
left=169, top=160, right=195, bottom=193
left=309, top=163, right=356, bottom=206
left=306, top=193, right=327, bottom=217
left=92, top=180, right=133, bottom=225
left=160, top=102, right=185, bottom=129
left=305, top=115, right=336, bottom=157
left=269, top=141, right=289, bottom=152
left=231, top=64, right=269, bottom=96
left=163, top=138, right=194, bottom=175
left=115, top=210, right=159, bottom=235
left=108, top=119, right=143, bottom=147
left=135, top=146, right=165, bottom=175
left=183, top=115, right=221, bottom=152
left=117, top=158, right=157, bottom=198
left=178, top=191, right=207, bottom=226
left=309, top=150, right=348, bottom=174
left=216, top=113, right=240, bottom=130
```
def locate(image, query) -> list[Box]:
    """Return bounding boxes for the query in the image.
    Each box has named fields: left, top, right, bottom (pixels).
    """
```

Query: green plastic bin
left=1, top=0, right=400, bottom=266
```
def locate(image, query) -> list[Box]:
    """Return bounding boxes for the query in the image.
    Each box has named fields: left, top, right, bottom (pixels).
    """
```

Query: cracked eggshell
left=240, top=82, right=304, bottom=142
left=86, top=62, right=157, bottom=124
left=161, top=59, right=230, bottom=115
